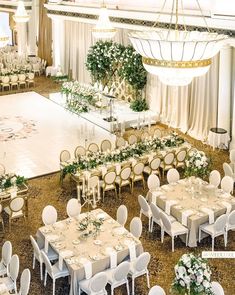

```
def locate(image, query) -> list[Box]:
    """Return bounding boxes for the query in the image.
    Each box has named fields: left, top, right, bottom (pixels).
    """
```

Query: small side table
left=208, top=127, right=230, bottom=150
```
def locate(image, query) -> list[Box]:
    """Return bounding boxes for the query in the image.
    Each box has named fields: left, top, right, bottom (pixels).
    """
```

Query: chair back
left=9, top=254, right=19, bottom=282
left=10, top=75, right=18, bottom=82
left=113, top=261, right=130, bottom=282
left=148, top=285, right=166, bottom=295
left=104, top=171, right=116, bottom=185
left=128, top=134, right=138, bottom=145
left=116, top=205, right=128, bottom=226
left=209, top=170, right=221, bottom=188
left=42, top=205, right=57, bottom=225
left=130, top=217, right=142, bottom=239
left=30, top=235, right=41, bottom=260
left=133, top=162, right=144, bottom=175
left=101, top=139, right=112, bottom=152
left=214, top=214, right=227, bottom=233
left=2, top=241, right=12, bottom=270
left=66, top=199, right=81, bottom=218
left=223, top=163, right=233, bottom=178
left=138, top=195, right=150, bottom=213
left=150, top=157, right=161, bottom=170
left=74, top=146, right=86, bottom=158
left=221, top=176, right=233, bottom=194
left=150, top=203, right=161, bottom=223
left=134, top=252, right=150, bottom=272
left=176, top=149, right=187, bottom=162
left=160, top=212, right=171, bottom=232
left=141, top=132, right=149, bottom=141
left=19, top=269, right=31, bottom=295
left=19, top=74, right=26, bottom=81
left=89, top=175, right=99, bottom=190
left=88, top=143, right=99, bottom=153
left=28, top=72, right=34, bottom=80
left=116, top=137, right=126, bottom=148
left=163, top=152, right=175, bottom=165
left=0, top=163, right=5, bottom=175
left=9, top=197, right=24, bottom=212
left=167, top=168, right=180, bottom=184
left=153, top=128, right=162, bottom=138
left=120, top=167, right=131, bottom=180
left=147, top=174, right=160, bottom=191
left=2, top=76, right=9, bottom=83
left=60, top=150, right=71, bottom=162
left=89, top=272, right=108, bottom=293
left=211, top=282, right=225, bottom=295
left=41, top=251, right=53, bottom=277
left=228, top=210, right=235, bottom=227
left=229, top=149, right=235, bottom=163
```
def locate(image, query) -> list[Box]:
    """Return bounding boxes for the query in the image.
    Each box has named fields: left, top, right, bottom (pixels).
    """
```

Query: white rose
left=180, top=280, right=185, bottom=287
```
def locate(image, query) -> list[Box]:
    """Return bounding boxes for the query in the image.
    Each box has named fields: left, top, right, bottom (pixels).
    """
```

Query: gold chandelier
left=92, top=1, right=116, bottom=39
left=129, top=0, right=228, bottom=86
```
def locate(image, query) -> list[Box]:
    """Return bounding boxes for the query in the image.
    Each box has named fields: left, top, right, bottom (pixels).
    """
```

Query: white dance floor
left=0, top=92, right=115, bottom=178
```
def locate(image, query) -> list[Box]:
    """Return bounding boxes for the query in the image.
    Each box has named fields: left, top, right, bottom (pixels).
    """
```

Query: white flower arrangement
left=185, top=150, right=210, bottom=179
left=172, top=253, right=213, bottom=295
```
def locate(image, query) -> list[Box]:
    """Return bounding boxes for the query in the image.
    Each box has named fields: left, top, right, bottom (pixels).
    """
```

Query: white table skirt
left=208, top=130, right=230, bottom=150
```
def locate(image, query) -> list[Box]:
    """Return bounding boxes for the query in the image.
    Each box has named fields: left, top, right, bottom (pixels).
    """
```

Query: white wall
left=0, top=12, right=12, bottom=45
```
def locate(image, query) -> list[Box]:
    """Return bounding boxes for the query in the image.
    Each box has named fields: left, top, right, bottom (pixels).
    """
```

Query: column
left=51, top=17, right=65, bottom=69
left=17, top=22, right=28, bottom=56
left=28, top=0, right=39, bottom=55
left=217, top=45, right=232, bottom=134
left=229, top=46, right=235, bottom=150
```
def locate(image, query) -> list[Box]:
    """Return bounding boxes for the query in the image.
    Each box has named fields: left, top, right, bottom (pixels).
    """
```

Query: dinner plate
left=94, top=240, right=102, bottom=245
left=72, top=239, right=80, bottom=245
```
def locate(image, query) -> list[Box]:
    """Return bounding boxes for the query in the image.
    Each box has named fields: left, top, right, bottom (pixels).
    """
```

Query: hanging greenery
left=118, top=45, right=147, bottom=91
left=130, top=98, right=149, bottom=112
left=86, top=41, right=147, bottom=92
left=86, top=41, right=125, bottom=86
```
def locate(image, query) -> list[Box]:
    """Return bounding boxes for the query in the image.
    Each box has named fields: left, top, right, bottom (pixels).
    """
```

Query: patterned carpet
left=0, top=77, right=235, bottom=294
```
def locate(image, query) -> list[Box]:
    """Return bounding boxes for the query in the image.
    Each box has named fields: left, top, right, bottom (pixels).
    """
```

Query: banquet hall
left=0, top=0, right=235, bottom=294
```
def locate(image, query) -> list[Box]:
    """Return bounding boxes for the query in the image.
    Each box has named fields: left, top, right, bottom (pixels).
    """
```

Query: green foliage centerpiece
left=78, top=213, right=104, bottom=239
left=0, top=174, right=26, bottom=191
left=172, top=254, right=213, bottom=295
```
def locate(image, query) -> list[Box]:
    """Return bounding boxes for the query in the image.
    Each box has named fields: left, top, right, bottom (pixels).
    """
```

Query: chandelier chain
left=152, top=0, right=167, bottom=27
left=180, top=0, right=187, bottom=31
left=196, top=0, right=210, bottom=33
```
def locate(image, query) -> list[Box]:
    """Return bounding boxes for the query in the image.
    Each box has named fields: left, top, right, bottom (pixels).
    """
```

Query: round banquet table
left=208, top=127, right=230, bottom=150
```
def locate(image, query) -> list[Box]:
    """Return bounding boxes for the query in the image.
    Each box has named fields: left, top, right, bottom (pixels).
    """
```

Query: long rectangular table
left=37, top=208, right=142, bottom=295
left=148, top=177, right=235, bottom=247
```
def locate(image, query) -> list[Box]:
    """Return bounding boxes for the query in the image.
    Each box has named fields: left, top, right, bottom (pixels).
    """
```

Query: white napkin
left=165, top=200, right=178, bottom=215
left=181, top=210, right=194, bottom=226
left=221, top=201, right=232, bottom=214
left=59, top=250, right=73, bottom=271
left=79, top=258, right=92, bottom=279
left=44, top=238, right=49, bottom=253
left=201, top=208, right=214, bottom=224
left=128, top=244, right=136, bottom=261
left=105, top=247, right=117, bottom=269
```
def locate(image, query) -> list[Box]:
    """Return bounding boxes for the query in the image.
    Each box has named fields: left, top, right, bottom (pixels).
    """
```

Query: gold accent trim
left=0, top=37, right=9, bottom=42
left=143, top=57, right=212, bottom=68
left=92, top=28, right=116, bottom=33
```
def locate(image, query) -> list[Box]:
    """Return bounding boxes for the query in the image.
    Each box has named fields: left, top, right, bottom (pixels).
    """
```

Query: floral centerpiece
left=78, top=213, right=104, bottom=239
left=0, top=174, right=26, bottom=192
left=184, top=150, right=211, bottom=179
left=172, top=254, right=213, bottom=295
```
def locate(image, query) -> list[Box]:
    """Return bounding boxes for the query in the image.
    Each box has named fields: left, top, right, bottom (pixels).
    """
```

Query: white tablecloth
left=208, top=130, right=230, bottom=150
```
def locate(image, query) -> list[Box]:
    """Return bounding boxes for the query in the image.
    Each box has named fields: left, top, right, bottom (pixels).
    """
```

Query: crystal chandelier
left=129, top=0, right=228, bottom=86
left=0, top=26, right=9, bottom=48
left=92, top=1, right=116, bottom=39
left=13, top=1, right=30, bottom=23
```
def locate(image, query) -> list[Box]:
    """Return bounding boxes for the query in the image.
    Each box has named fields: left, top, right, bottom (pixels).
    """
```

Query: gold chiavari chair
left=130, top=162, right=145, bottom=193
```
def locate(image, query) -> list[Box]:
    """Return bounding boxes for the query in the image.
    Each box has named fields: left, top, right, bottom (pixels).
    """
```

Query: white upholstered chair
left=138, top=195, right=152, bottom=232
left=0, top=241, right=12, bottom=277
left=18, top=268, right=31, bottom=295
left=42, top=205, right=58, bottom=225
left=128, top=252, right=151, bottom=295
left=209, top=170, right=221, bottom=188
left=0, top=254, right=19, bottom=294
left=211, top=282, right=225, bottom=295
left=160, top=211, right=188, bottom=252
left=66, top=199, right=81, bottom=218
left=116, top=205, right=128, bottom=227
left=130, top=217, right=142, bottom=239
left=166, top=168, right=180, bottom=184
left=199, top=214, right=228, bottom=251
left=78, top=272, right=108, bottom=295
left=148, top=285, right=166, bottom=295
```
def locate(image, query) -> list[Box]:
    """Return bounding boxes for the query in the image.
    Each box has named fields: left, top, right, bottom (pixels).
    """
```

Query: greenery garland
left=86, top=41, right=148, bottom=112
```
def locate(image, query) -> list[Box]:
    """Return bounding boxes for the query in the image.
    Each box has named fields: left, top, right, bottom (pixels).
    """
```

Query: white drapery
left=62, top=21, right=221, bottom=141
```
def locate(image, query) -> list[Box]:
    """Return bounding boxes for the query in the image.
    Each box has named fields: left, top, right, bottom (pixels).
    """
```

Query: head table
left=37, top=208, right=143, bottom=295
left=147, top=177, right=235, bottom=247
